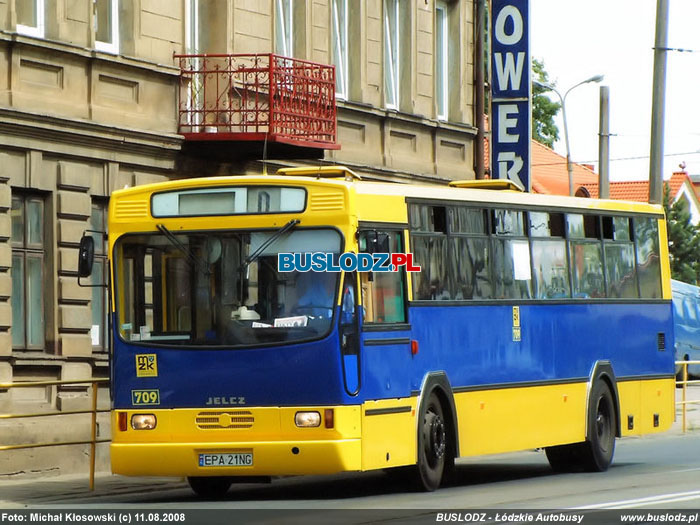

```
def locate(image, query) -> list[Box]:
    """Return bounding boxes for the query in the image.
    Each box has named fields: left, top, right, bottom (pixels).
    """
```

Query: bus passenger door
left=340, top=272, right=360, bottom=395
left=358, top=229, right=415, bottom=470
left=357, top=230, right=412, bottom=398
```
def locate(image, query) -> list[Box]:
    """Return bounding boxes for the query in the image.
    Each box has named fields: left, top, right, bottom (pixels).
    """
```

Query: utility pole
left=649, top=0, right=669, bottom=204
left=475, top=0, right=486, bottom=179
left=598, top=86, right=610, bottom=199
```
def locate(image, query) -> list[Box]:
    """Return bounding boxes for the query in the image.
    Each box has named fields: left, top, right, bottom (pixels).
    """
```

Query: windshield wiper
left=156, top=224, right=210, bottom=274
left=241, top=219, right=300, bottom=271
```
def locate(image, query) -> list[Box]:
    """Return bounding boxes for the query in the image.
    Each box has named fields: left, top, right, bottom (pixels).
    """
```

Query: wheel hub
left=429, top=414, right=446, bottom=459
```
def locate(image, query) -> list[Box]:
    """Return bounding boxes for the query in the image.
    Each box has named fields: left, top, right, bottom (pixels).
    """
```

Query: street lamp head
left=532, top=78, right=554, bottom=91
left=585, top=74, right=605, bottom=84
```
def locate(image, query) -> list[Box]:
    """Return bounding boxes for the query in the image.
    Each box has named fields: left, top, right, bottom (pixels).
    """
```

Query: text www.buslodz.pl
left=278, top=252, right=421, bottom=272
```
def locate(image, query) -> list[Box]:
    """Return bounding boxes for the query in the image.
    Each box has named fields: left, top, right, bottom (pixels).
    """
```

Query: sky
left=530, top=1, right=700, bottom=182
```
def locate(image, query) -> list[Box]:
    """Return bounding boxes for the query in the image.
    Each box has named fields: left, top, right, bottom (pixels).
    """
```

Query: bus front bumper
left=111, top=439, right=362, bottom=477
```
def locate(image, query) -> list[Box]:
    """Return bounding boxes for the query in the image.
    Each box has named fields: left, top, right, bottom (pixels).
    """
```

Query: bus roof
left=110, top=171, right=665, bottom=218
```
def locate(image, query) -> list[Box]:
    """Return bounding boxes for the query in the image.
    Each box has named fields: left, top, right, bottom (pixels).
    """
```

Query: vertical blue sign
left=491, top=0, right=531, bottom=191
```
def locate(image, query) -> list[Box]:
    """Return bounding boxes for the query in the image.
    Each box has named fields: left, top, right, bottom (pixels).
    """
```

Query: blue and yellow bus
left=79, top=166, right=675, bottom=496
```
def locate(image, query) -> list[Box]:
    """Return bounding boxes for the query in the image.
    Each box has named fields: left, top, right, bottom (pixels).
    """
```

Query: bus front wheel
left=187, top=476, right=232, bottom=498
left=414, top=392, right=452, bottom=491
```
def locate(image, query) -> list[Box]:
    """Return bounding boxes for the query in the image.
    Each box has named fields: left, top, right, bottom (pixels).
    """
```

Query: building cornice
left=0, top=31, right=181, bottom=77
left=0, top=107, right=183, bottom=171
left=337, top=101, right=479, bottom=136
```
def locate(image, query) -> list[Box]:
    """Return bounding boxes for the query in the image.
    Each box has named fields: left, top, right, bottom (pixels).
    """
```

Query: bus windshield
left=114, top=227, right=341, bottom=347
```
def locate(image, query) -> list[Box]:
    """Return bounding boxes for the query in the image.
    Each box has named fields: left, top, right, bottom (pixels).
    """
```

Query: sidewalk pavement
left=0, top=474, right=190, bottom=508
left=1, top=386, right=698, bottom=508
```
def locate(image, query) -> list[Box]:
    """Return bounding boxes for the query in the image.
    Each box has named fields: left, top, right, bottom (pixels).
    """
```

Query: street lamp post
left=533, top=74, right=604, bottom=196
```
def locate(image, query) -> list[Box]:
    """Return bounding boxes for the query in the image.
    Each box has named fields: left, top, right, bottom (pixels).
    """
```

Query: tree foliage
left=531, top=59, right=561, bottom=149
left=663, top=184, right=700, bottom=284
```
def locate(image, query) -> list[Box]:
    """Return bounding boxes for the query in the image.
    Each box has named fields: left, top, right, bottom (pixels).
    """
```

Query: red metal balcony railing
left=175, top=53, right=339, bottom=150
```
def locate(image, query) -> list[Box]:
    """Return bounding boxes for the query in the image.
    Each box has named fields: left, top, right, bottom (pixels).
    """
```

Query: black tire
left=545, top=381, right=616, bottom=473
left=581, top=381, right=616, bottom=472
left=414, top=392, right=451, bottom=491
left=187, top=476, right=232, bottom=498
left=545, top=442, right=585, bottom=473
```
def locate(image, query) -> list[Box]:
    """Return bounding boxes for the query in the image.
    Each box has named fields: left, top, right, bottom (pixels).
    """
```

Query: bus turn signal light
left=118, top=412, right=127, bottom=432
left=324, top=409, right=334, bottom=429
left=411, top=340, right=419, bottom=355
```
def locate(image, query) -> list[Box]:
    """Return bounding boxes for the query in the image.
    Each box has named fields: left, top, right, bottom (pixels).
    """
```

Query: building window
left=185, top=0, right=199, bottom=54
left=383, top=0, right=399, bottom=109
left=435, top=1, right=448, bottom=120
left=16, top=0, right=45, bottom=38
left=91, top=202, right=109, bottom=352
left=11, top=194, right=46, bottom=350
left=184, top=0, right=202, bottom=127
left=95, top=0, right=119, bottom=54
left=332, top=0, right=348, bottom=99
left=275, top=0, right=293, bottom=57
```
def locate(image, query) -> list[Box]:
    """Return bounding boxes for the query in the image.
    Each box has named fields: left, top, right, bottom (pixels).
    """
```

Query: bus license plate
left=199, top=453, right=253, bottom=467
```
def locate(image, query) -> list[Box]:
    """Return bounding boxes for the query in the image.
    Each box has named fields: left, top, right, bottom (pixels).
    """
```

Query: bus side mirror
left=360, top=231, right=390, bottom=254
left=78, top=235, right=95, bottom=278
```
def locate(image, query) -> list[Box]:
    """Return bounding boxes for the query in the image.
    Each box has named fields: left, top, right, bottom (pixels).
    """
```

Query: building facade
left=0, top=0, right=478, bottom=475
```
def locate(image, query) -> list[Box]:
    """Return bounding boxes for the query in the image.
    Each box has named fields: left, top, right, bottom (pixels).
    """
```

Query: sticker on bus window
left=132, top=389, right=160, bottom=405
left=274, top=316, right=308, bottom=327
left=135, top=354, right=158, bottom=377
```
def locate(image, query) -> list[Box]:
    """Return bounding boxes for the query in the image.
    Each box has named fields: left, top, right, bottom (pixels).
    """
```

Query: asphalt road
left=6, top=432, right=700, bottom=511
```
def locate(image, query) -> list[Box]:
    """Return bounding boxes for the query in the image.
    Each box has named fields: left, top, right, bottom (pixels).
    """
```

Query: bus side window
left=359, top=230, right=407, bottom=324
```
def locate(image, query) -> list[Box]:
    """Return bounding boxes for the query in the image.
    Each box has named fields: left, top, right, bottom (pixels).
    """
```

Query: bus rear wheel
left=545, top=381, right=616, bottom=473
left=187, top=476, right=232, bottom=498
left=582, top=381, right=616, bottom=471
left=414, top=392, right=452, bottom=491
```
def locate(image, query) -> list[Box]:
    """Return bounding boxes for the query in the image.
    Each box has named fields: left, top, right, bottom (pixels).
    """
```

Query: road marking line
left=573, top=489, right=700, bottom=509
left=668, top=467, right=700, bottom=474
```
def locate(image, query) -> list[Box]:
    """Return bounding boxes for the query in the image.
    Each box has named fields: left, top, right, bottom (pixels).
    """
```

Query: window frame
left=185, top=0, right=199, bottom=54
left=602, top=215, right=640, bottom=299
left=359, top=228, right=409, bottom=325
left=383, top=0, right=400, bottom=110
left=275, top=0, right=294, bottom=57
left=11, top=194, right=46, bottom=351
left=95, top=0, right=120, bottom=55
left=331, top=0, right=349, bottom=100
left=435, top=1, right=449, bottom=120
left=90, top=201, right=109, bottom=353
left=16, top=0, right=45, bottom=38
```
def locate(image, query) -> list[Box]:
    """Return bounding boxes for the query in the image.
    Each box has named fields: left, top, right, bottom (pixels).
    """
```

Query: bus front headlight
left=131, top=414, right=157, bottom=430
left=294, top=411, right=321, bottom=428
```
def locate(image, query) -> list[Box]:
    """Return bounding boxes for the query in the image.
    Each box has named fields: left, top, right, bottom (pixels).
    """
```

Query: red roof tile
left=530, top=141, right=598, bottom=195
left=483, top=133, right=598, bottom=195
left=581, top=171, right=689, bottom=201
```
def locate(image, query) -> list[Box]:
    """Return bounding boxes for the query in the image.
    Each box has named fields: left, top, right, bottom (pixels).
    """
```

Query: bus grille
left=309, top=192, right=345, bottom=211
left=114, top=200, right=149, bottom=219
left=195, top=411, right=254, bottom=430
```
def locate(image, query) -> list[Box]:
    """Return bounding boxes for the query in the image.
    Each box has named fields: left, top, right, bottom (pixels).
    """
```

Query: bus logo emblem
left=136, top=354, right=158, bottom=377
